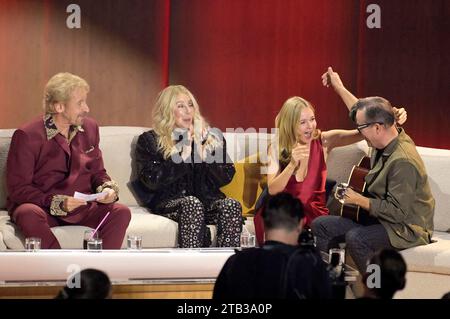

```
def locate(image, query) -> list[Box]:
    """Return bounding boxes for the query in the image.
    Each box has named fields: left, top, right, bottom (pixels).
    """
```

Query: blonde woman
left=254, top=67, right=407, bottom=245
left=134, top=85, right=242, bottom=248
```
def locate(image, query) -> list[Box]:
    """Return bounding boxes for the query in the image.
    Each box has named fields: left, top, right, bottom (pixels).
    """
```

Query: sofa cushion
left=0, top=231, right=5, bottom=250
left=126, top=207, right=218, bottom=248
left=221, top=154, right=265, bottom=217
left=401, top=231, right=450, bottom=275
left=326, top=140, right=369, bottom=185
left=220, top=132, right=272, bottom=216
left=416, top=146, right=450, bottom=232
left=223, top=131, right=272, bottom=162
left=99, top=126, right=149, bottom=207
left=323, top=141, right=369, bottom=215
left=0, top=209, right=26, bottom=249
left=124, top=206, right=178, bottom=248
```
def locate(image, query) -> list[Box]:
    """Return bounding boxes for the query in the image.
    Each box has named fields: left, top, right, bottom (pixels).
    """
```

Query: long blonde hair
left=152, top=85, right=220, bottom=159
left=274, top=96, right=321, bottom=166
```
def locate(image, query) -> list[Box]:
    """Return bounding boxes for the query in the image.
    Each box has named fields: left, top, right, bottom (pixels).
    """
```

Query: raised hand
left=290, top=143, right=310, bottom=167
left=393, top=107, right=407, bottom=125
left=321, top=66, right=344, bottom=91
left=180, top=124, right=194, bottom=160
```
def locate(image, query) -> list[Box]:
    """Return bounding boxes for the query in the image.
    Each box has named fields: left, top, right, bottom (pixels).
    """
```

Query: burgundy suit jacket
left=6, top=116, right=111, bottom=214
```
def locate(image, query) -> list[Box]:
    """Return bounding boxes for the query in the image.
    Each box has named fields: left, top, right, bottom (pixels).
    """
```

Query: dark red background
left=0, top=0, right=448, bottom=148
left=169, top=0, right=450, bottom=149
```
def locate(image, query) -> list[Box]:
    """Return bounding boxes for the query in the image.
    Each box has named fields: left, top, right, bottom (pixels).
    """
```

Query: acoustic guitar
left=339, top=156, right=372, bottom=223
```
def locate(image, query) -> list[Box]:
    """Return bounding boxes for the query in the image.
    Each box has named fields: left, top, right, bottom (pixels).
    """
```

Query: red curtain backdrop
left=0, top=0, right=169, bottom=127
left=169, top=0, right=360, bottom=132
left=0, top=0, right=448, bottom=148
left=169, top=0, right=450, bottom=149
left=356, top=0, right=450, bottom=149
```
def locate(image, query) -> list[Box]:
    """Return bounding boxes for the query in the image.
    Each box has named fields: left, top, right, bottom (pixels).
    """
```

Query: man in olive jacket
left=311, top=96, right=435, bottom=273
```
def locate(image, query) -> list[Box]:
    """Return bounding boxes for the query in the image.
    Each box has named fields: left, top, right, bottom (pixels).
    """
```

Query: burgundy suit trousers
left=12, top=202, right=131, bottom=249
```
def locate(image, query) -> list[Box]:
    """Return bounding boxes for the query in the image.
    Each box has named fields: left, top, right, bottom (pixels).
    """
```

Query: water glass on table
left=25, top=237, right=41, bottom=251
left=240, top=232, right=256, bottom=248
left=127, top=234, right=143, bottom=250
left=87, top=238, right=103, bottom=251
left=83, top=230, right=98, bottom=250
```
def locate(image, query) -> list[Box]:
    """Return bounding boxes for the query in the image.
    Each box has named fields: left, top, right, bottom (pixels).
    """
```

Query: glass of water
left=83, top=230, right=98, bottom=250
left=25, top=237, right=41, bottom=251
left=334, top=182, right=349, bottom=204
left=240, top=232, right=256, bottom=248
left=127, top=234, right=143, bottom=250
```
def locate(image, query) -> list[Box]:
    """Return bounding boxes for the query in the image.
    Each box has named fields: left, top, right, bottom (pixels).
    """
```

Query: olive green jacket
left=366, top=128, right=435, bottom=249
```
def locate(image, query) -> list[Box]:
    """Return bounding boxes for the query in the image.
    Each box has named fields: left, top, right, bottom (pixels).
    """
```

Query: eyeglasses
left=356, top=122, right=384, bottom=133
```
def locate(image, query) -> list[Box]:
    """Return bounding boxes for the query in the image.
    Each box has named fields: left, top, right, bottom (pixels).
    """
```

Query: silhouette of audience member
left=441, top=292, right=450, bottom=299
left=56, top=268, right=112, bottom=299
left=213, top=192, right=332, bottom=299
left=361, top=249, right=406, bottom=299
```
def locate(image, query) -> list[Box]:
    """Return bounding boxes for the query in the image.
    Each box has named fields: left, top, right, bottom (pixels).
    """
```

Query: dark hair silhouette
left=262, top=192, right=305, bottom=231
left=441, top=291, right=450, bottom=299
left=364, top=249, right=407, bottom=299
left=349, top=96, right=395, bottom=127
left=55, top=268, right=112, bottom=299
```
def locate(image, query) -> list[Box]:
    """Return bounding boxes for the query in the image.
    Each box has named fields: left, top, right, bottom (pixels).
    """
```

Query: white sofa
left=0, top=126, right=268, bottom=250
left=394, top=146, right=450, bottom=298
left=0, top=126, right=449, bottom=297
left=0, top=127, right=178, bottom=249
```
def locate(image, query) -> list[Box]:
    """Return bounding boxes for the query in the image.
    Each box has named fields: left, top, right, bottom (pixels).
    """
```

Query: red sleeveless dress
left=254, top=138, right=329, bottom=246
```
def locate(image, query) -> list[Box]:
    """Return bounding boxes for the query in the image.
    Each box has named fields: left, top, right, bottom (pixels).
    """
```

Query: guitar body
left=340, top=156, right=372, bottom=223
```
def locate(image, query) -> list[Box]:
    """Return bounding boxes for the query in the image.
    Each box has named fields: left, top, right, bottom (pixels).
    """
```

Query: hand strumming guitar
left=344, top=188, right=370, bottom=211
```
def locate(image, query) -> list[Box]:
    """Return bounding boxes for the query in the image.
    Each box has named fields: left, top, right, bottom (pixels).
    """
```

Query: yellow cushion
left=221, top=154, right=266, bottom=217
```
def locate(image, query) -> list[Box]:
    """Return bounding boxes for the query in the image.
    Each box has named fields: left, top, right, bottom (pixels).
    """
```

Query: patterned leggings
left=161, top=196, right=242, bottom=248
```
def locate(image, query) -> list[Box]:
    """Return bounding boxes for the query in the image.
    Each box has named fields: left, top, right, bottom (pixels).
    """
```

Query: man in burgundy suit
left=6, top=72, right=131, bottom=249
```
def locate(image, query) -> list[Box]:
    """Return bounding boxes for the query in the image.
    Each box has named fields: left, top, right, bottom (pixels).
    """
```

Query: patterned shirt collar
left=43, top=113, right=84, bottom=143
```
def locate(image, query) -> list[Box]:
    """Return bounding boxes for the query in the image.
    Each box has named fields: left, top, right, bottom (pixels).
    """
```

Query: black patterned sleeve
left=202, top=137, right=235, bottom=187
left=135, top=131, right=191, bottom=191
